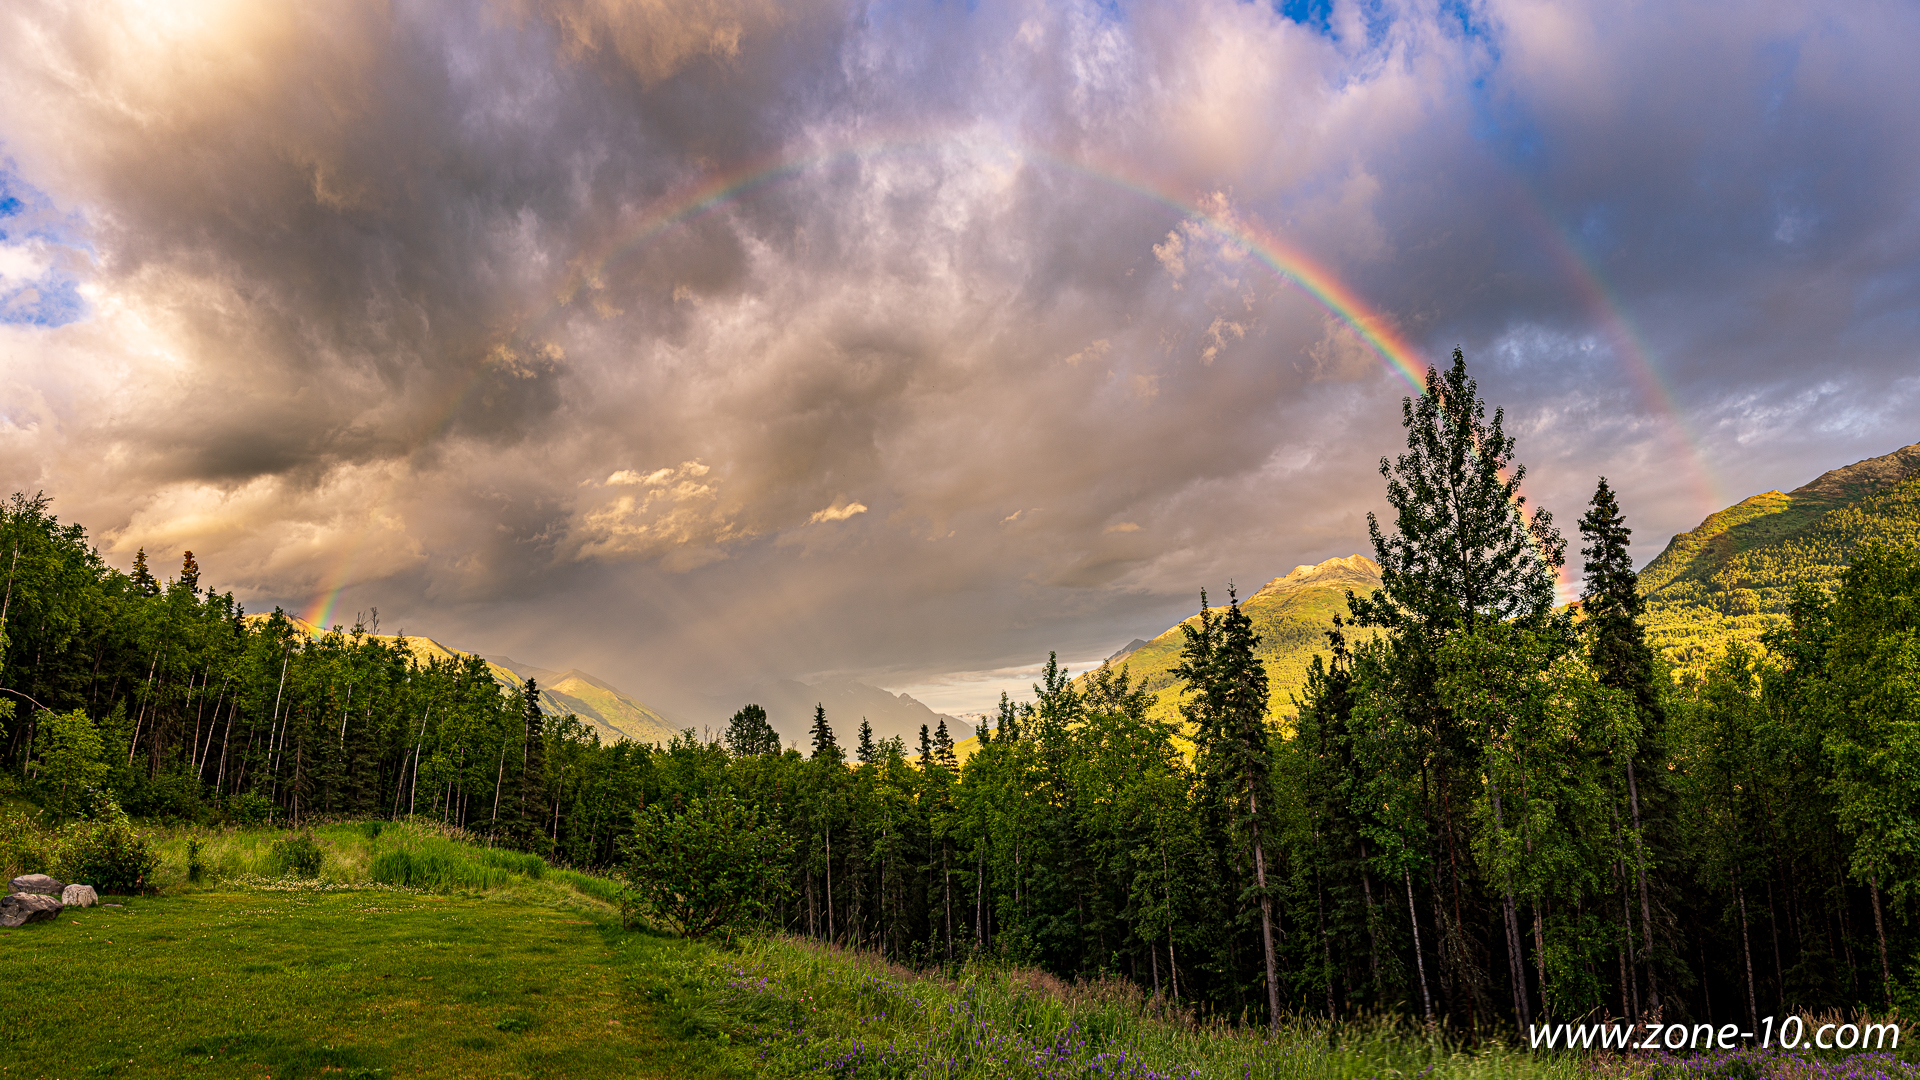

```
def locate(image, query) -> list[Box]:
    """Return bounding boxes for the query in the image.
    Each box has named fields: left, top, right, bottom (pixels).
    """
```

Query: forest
left=3, top=349, right=1917, bottom=1039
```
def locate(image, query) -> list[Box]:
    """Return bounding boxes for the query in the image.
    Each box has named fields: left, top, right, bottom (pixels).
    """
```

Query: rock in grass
left=9, top=874, right=64, bottom=896
left=0, top=893, right=63, bottom=927
left=61, top=884, right=98, bottom=908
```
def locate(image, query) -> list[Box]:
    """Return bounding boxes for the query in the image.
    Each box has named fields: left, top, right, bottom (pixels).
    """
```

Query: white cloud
left=809, top=500, right=868, bottom=524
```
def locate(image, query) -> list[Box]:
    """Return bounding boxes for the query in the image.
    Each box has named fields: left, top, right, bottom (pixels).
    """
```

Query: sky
left=1, top=0, right=1916, bottom=723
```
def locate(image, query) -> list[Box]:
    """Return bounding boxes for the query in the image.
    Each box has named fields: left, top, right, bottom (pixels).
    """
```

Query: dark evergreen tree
left=809, top=703, right=841, bottom=763
left=917, top=722, right=932, bottom=768
left=518, top=676, right=549, bottom=837
left=1349, top=348, right=1565, bottom=635
left=933, top=718, right=957, bottom=771
left=856, top=717, right=875, bottom=763
left=726, top=703, right=780, bottom=757
left=1578, top=475, right=1666, bottom=1017
left=1579, top=478, right=1661, bottom=721
left=1175, top=586, right=1283, bottom=1030
left=130, top=547, right=158, bottom=596
left=179, top=550, right=201, bottom=597
left=1345, top=347, right=1567, bottom=1030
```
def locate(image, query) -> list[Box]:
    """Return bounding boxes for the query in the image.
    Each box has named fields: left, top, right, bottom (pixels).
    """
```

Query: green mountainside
left=273, top=615, right=683, bottom=745
left=1640, top=441, right=1920, bottom=670
left=1093, top=554, right=1383, bottom=729
left=954, top=555, right=1381, bottom=762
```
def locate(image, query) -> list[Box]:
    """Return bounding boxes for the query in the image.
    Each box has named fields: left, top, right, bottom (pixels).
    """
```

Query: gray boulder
left=0, top=892, right=63, bottom=927
left=9, top=874, right=64, bottom=896
left=61, top=884, right=98, bottom=908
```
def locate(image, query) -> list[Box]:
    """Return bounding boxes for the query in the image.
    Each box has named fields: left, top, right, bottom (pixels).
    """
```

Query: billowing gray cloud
left=0, top=0, right=1914, bottom=719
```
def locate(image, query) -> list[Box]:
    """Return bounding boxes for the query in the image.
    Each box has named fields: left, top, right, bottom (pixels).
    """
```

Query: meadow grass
left=0, top=887, right=742, bottom=1079
left=143, top=819, right=571, bottom=894
left=634, top=935, right=1591, bottom=1080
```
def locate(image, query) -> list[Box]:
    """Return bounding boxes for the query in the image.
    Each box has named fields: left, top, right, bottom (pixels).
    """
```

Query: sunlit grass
left=621, top=934, right=1601, bottom=1080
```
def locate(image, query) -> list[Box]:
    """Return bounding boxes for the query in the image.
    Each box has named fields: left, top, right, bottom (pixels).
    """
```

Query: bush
left=270, top=831, right=323, bottom=878
left=619, top=793, right=792, bottom=939
left=186, top=836, right=207, bottom=883
left=226, top=793, right=274, bottom=826
left=0, top=809, right=55, bottom=878
left=56, top=814, right=158, bottom=894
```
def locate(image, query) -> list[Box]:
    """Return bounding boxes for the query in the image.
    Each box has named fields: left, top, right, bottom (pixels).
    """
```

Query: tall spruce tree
left=933, top=718, right=958, bottom=771
left=856, top=717, right=876, bottom=763
left=1349, top=348, right=1564, bottom=634
left=1175, top=586, right=1284, bottom=1030
left=1346, top=347, right=1567, bottom=1029
left=1578, top=476, right=1664, bottom=1018
left=519, top=676, right=548, bottom=841
left=179, top=550, right=201, bottom=596
left=130, top=547, right=158, bottom=596
left=810, top=703, right=842, bottom=763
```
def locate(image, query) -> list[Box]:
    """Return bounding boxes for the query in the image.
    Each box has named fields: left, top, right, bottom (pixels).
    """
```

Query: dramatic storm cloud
left=2, top=0, right=1915, bottom=720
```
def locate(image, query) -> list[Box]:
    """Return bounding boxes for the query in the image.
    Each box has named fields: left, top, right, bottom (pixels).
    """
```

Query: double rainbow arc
left=307, top=133, right=1701, bottom=621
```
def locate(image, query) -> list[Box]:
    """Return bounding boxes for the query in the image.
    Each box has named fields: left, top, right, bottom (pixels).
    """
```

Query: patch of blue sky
left=0, top=159, right=92, bottom=328
left=1275, top=0, right=1332, bottom=34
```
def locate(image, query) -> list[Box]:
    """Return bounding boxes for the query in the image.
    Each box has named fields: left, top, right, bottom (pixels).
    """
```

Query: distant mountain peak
left=1249, top=554, right=1382, bottom=601
left=1106, top=639, right=1150, bottom=664
left=1786, top=442, right=1920, bottom=507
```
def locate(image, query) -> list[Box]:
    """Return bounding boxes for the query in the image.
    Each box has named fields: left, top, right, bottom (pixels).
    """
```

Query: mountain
left=483, top=656, right=684, bottom=747
left=266, top=615, right=684, bottom=745
left=715, top=677, right=967, bottom=752
left=1640, top=441, right=1920, bottom=670
left=952, top=554, right=1381, bottom=763
left=1095, top=554, right=1382, bottom=727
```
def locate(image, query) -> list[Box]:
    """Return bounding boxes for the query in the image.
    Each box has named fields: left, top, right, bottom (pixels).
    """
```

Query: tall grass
left=664, top=937, right=1596, bottom=1080
left=141, top=819, right=620, bottom=904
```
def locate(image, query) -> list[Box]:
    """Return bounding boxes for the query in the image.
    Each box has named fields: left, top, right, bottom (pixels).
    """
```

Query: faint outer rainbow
left=1509, top=191, right=1725, bottom=514
left=303, top=136, right=1577, bottom=622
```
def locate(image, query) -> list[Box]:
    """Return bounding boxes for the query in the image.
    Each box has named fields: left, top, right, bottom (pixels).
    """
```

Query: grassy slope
left=1640, top=442, right=1920, bottom=671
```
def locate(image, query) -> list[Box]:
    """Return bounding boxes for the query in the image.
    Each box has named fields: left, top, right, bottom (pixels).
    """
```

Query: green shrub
left=619, top=793, right=792, bottom=939
left=0, top=809, right=55, bottom=877
left=186, top=836, right=207, bottom=883
left=227, top=793, right=273, bottom=826
left=56, top=814, right=158, bottom=894
left=269, top=831, right=323, bottom=878
left=30, top=709, right=109, bottom=818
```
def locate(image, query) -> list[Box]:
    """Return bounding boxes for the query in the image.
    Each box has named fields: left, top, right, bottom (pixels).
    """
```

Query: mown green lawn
left=0, top=887, right=740, bottom=1080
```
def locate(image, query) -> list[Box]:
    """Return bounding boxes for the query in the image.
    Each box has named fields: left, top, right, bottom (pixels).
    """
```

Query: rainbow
left=1508, top=191, right=1725, bottom=515
left=305, top=134, right=1603, bottom=619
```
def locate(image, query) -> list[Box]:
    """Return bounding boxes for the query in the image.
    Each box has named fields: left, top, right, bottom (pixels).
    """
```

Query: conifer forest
left=5, top=350, right=1918, bottom=1039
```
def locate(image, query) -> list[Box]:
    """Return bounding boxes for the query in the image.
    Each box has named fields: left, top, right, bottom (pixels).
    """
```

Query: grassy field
left=1, top=819, right=739, bottom=1079
left=0, top=886, right=738, bottom=1079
